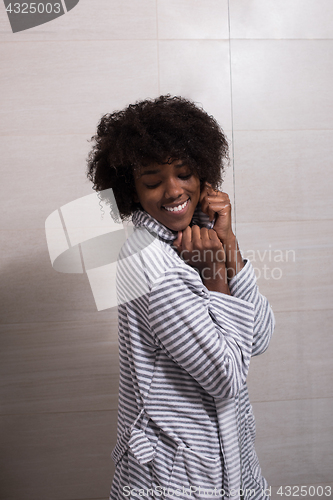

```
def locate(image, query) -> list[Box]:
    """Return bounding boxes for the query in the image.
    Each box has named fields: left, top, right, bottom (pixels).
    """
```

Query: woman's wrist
left=222, top=235, right=244, bottom=280
left=202, top=263, right=230, bottom=294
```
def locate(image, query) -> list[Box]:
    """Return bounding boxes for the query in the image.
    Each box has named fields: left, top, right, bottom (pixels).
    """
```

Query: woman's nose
left=164, top=177, right=183, bottom=199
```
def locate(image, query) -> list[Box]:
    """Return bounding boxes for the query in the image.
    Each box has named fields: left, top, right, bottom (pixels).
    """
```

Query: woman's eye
left=179, top=173, right=192, bottom=180
left=145, top=182, right=161, bottom=189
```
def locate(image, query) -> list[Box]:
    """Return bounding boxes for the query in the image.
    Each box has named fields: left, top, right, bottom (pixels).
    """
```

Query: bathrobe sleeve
left=148, top=266, right=255, bottom=400
left=228, top=259, right=275, bottom=356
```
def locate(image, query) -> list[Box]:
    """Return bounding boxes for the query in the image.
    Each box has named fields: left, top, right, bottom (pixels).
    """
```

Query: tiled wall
left=0, top=1, right=332, bottom=499
left=227, top=3, right=333, bottom=498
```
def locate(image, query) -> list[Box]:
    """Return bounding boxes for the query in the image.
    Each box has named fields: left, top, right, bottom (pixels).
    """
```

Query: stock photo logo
left=45, top=189, right=158, bottom=311
left=3, top=0, right=80, bottom=33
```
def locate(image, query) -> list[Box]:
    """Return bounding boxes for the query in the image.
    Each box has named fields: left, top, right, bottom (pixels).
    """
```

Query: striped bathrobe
left=110, top=209, right=274, bottom=500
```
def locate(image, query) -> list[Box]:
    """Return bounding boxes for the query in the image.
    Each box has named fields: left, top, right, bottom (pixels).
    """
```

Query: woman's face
left=134, top=159, right=201, bottom=231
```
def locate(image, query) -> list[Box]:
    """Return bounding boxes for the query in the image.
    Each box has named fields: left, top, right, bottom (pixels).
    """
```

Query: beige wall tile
left=229, top=0, right=333, bottom=39
left=0, top=410, right=116, bottom=500
left=231, top=40, right=333, bottom=130
left=0, top=0, right=157, bottom=41
left=0, top=40, right=159, bottom=136
left=0, top=318, right=119, bottom=415
left=157, top=0, right=229, bottom=39
left=232, top=130, right=333, bottom=223
left=0, top=228, right=118, bottom=323
left=235, top=221, right=333, bottom=312
left=253, top=398, right=333, bottom=486
left=247, top=310, right=333, bottom=402
left=0, top=135, right=93, bottom=231
left=159, top=40, right=232, bottom=129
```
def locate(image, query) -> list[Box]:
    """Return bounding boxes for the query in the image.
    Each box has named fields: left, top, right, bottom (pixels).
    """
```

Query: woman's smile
left=163, top=198, right=189, bottom=213
left=134, top=160, right=201, bottom=231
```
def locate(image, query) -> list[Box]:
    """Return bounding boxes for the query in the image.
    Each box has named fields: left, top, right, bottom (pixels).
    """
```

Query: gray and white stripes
left=110, top=210, right=274, bottom=500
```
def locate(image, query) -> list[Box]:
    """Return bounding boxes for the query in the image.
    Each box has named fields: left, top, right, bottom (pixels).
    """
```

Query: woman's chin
left=160, top=211, right=194, bottom=232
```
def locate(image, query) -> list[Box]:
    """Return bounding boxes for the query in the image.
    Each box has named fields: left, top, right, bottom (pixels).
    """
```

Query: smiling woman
left=134, top=159, right=201, bottom=232
left=87, top=95, right=275, bottom=500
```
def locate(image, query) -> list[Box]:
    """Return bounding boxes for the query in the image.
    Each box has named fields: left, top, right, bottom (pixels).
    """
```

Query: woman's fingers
left=207, top=201, right=231, bottom=217
left=208, top=228, right=220, bottom=242
left=200, top=183, right=231, bottom=221
left=191, top=224, right=202, bottom=243
left=173, top=231, right=183, bottom=249
left=174, top=224, right=225, bottom=270
left=182, top=225, right=193, bottom=247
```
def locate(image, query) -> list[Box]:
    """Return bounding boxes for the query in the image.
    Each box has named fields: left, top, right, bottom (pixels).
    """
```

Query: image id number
left=277, top=485, right=332, bottom=497
left=6, top=3, right=61, bottom=14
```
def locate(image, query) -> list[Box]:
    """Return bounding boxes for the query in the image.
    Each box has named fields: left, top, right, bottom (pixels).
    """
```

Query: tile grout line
left=1, top=130, right=333, bottom=138
left=0, top=38, right=332, bottom=42
left=155, top=0, right=160, bottom=95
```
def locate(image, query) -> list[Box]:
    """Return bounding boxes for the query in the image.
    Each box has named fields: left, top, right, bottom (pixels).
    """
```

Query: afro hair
left=87, top=95, right=229, bottom=219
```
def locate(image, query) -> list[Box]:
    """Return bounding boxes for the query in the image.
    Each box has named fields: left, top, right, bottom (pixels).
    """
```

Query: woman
left=87, top=95, right=274, bottom=500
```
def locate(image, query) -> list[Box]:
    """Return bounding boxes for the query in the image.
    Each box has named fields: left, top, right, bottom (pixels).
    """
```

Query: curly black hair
left=87, top=95, right=229, bottom=219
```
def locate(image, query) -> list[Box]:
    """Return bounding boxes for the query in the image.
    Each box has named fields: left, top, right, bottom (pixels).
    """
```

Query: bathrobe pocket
left=152, top=430, right=223, bottom=499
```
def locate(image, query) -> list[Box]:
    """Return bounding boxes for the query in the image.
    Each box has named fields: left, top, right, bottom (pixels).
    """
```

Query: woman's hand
left=199, top=182, right=234, bottom=245
left=200, top=182, right=244, bottom=279
left=173, top=226, right=230, bottom=294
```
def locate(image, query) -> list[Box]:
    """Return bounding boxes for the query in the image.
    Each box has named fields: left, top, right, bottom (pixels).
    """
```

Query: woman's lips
left=162, top=199, right=190, bottom=214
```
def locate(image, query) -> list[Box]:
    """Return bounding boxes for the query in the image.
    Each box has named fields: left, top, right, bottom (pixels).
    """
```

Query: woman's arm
left=148, top=266, right=255, bottom=400
left=229, top=260, right=275, bottom=356
left=200, top=183, right=275, bottom=355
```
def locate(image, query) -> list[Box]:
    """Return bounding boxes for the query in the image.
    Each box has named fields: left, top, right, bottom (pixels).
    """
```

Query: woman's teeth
left=164, top=199, right=189, bottom=212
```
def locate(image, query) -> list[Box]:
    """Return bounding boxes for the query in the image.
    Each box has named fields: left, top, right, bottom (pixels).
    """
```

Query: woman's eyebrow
left=140, top=162, right=186, bottom=177
left=140, top=168, right=161, bottom=177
